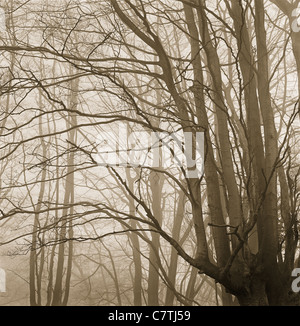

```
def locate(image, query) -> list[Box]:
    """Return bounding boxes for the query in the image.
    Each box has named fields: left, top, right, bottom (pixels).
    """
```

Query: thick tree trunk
left=236, top=281, right=300, bottom=306
left=237, top=277, right=269, bottom=306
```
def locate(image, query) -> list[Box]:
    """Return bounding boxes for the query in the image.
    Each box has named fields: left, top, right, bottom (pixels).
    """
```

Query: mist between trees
left=0, top=0, right=299, bottom=306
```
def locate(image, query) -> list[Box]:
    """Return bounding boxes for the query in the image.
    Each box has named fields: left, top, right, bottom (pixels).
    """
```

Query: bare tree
left=0, top=0, right=299, bottom=306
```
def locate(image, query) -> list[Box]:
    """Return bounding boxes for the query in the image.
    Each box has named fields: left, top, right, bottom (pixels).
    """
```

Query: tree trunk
left=52, top=73, right=77, bottom=306
left=126, top=169, right=142, bottom=306
left=29, top=106, right=47, bottom=306
left=165, top=189, right=185, bottom=305
left=183, top=3, right=231, bottom=270
left=237, top=276, right=269, bottom=306
left=148, top=171, right=163, bottom=306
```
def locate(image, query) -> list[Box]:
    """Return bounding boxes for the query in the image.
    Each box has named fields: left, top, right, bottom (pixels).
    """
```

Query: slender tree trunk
left=29, top=109, right=47, bottom=306
left=52, top=75, right=77, bottom=306
left=196, top=3, right=242, bottom=242
left=183, top=3, right=231, bottom=269
left=254, top=1, right=284, bottom=304
left=229, top=0, right=265, bottom=260
left=185, top=267, right=199, bottom=306
left=147, top=171, right=163, bottom=306
left=165, top=189, right=185, bottom=305
left=126, top=170, right=143, bottom=306
left=46, top=107, right=60, bottom=306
